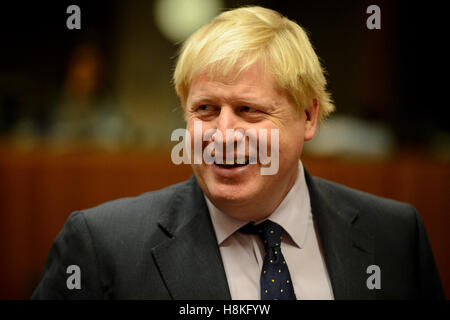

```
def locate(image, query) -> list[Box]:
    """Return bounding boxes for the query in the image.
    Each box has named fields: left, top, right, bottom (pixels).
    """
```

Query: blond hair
left=173, top=6, right=335, bottom=123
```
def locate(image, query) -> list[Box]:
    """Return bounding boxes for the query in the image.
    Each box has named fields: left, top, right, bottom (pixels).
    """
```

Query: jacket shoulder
left=310, top=175, right=445, bottom=300
left=310, top=175, right=417, bottom=223
left=82, top=178, right=190, bottom=223
left=72, top=178, right=194, bottom=251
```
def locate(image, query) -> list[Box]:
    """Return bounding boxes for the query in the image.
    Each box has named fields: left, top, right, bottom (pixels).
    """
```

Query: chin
left=205, top=177, right=261, bottom=207
left=209, top=181, right=254, bottom=202
left=193, top=163, right=272, bottom=214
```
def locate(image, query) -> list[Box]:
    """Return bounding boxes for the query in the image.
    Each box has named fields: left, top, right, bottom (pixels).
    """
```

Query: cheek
left=279, top=137, right=302, bottom=158
left=186, top=121, right=203, bottom=141
left=278, top=126, right=304, bottom=157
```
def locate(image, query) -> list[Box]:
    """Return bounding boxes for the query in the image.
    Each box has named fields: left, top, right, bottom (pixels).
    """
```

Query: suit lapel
left=305, top=170, right=376, bottom=300
left=152, top=176, right=231, bottom=300
left=152, top=170, right=376, bottom=300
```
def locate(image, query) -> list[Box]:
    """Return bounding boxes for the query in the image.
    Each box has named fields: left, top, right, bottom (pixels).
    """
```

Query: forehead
left=187, top=62, right=284, bottom=102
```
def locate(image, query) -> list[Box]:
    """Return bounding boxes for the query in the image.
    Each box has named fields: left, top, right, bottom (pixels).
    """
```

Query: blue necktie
left=240, top=220, right=296, bottom=300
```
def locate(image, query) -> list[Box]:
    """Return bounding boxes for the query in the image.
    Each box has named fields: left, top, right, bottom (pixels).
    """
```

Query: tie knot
left=240, top=220, right=283, bottom=248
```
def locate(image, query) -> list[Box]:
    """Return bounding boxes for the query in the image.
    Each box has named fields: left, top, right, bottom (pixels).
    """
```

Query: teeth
left=214, top=160, right=250, bottom=165
left=214, top=158, right=251, bottom=165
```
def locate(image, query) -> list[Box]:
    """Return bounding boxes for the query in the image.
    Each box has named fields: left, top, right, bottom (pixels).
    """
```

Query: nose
left=212, top=107, right=244, bottom=145
left=217, top=106, right=235, bottom=132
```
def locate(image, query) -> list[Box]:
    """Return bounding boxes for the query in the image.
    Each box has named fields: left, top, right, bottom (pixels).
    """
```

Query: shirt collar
left=205, top=161, right=311, bottom=248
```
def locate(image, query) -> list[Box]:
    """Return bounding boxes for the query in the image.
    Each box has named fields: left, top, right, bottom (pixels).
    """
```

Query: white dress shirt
left=205, top=161, right=334, bottom=300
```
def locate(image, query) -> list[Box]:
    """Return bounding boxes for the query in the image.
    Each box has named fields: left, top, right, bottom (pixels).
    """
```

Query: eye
left=191, top=104, right=218, bottom=120
left=240, top=106, right=258, bottom=113
left=197, top=105, right=215, bottom=112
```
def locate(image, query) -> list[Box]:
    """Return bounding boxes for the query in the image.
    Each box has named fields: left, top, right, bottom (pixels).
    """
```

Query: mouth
left=213, top=158, right=250, bottom=169
left=209, top=156, right=258, bottom=179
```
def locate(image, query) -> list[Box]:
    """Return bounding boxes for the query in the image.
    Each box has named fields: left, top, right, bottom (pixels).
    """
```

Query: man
left=32, top=6, right=444, bottom=300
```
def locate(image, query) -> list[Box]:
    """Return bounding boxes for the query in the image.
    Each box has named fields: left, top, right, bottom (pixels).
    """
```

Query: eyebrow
left=187, top=95, right=216, bottom=105
left=188, top=95, right=275, bottom=111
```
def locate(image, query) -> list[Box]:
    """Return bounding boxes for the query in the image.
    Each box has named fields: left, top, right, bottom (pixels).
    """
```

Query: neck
left=213, top=167, right=299, bottom=222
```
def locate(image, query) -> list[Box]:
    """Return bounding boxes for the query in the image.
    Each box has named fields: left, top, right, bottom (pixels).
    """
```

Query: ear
left=303, top=98, right=319, bottom=141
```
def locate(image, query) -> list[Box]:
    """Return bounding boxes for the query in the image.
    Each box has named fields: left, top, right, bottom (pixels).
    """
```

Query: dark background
left=0, top=0, right=448, bottom=299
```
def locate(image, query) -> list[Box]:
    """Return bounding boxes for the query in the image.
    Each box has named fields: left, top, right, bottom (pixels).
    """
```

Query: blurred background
left=0, top=0, right=448, bottom=299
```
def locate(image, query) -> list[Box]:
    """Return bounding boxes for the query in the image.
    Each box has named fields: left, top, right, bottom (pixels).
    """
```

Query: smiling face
left=185, top=62, right=318, bottom=222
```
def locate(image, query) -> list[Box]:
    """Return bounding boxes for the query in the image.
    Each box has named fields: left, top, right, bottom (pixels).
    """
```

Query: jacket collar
left=152, top=175, right=231, bottom=300
left=153, top=171, right=375, bottom=300
left=304, top=169, right=376, bottom=300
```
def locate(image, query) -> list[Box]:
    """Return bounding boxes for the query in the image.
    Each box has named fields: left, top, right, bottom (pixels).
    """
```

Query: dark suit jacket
left=31, top=170, right=445, bottom=299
